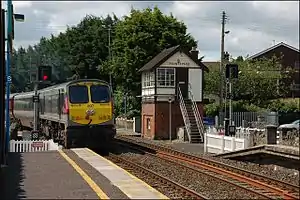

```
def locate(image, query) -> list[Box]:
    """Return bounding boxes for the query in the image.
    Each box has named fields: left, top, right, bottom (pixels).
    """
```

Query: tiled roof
left=138, top=45, right=180, bottom=72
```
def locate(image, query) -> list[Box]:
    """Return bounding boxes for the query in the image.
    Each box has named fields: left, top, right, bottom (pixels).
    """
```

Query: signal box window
left=157, top=68, right=175, bottom=87
left=69, top=85, right=89, bottom=103
left=90, top=85, right=110, bottom=103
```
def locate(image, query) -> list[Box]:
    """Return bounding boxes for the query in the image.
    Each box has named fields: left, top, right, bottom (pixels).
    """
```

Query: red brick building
left=138, top=45, right=208, bottom=142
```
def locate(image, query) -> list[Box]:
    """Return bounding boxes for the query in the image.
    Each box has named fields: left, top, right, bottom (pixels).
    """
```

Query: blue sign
left=203, top=117, right=215, bottom=126
left=7, top=75, right=12, bottom=83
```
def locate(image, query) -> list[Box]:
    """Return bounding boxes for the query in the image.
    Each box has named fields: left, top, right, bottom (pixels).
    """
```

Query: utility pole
left=219, top=11, right=227, bottom=116
left=108, top=25, right=112, bottom=91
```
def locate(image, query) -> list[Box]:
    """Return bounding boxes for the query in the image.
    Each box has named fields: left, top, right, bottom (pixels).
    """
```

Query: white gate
left=10, top=139, right=59, bottom=152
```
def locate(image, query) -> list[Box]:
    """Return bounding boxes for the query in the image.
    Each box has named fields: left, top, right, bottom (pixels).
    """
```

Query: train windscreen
left=90, top=85, right=110, bottom=103
left=69, top=85, right=89, bottom=103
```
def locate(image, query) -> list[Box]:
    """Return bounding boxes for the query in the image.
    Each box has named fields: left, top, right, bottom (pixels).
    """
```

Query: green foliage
left=267, top=98, right=300, bottom=113
left=204, top=66, right=220, bottom=96
left=108, top=6, right=196, bottom=114
left=204, top=98, right=298, bottom=117
left=10, top=6, right=197, bottom=116
left=231, top=55, right=291, bottom=105
left=11, top=14, right=119, bottom=92
left=204, top=100, right=267, bottom=117
left=204, top=103, right=220, bottom=117
left=204, top=55, right=293, bottom=107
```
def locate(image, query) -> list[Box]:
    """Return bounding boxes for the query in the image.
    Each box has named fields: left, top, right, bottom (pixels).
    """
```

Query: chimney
left=190, top=46, right=199, bottom=60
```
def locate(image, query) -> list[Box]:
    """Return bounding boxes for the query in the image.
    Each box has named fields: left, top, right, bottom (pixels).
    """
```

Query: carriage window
left=69, top=85, right=89, bottom=103
left=90, top=85, right=110, bottom=103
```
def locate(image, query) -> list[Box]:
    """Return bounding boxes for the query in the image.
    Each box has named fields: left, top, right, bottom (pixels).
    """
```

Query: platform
left=0, top=149, right=168, bottom=199
left=214, top=144, right=299, bottom=160
left=214, top=144, right=299, bottom=169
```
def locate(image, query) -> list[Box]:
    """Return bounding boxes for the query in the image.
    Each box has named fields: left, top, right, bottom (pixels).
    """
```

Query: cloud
left=167, top=1, right=299, bottom=60
left=7, top=1, right=299, bottom=61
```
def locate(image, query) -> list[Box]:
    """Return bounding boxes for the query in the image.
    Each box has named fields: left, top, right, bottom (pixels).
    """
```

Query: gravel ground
left=117, top=136, right=300, bottom=186
left=208, top=156, right=300, bottom=186
left=110, top=146, right=261, bottom=199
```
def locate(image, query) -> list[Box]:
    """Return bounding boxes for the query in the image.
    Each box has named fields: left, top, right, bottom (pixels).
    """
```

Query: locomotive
left=8, top=79, right=116, bottom=148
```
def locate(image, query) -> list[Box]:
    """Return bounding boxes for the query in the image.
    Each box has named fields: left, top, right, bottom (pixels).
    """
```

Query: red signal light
left=43, top=75, right=48, bottom=80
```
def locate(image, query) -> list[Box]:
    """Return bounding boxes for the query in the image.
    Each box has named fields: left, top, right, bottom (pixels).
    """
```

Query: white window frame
left=156, top=68, right=175, bottom=87
left=142, top=72, right=155, bottom=88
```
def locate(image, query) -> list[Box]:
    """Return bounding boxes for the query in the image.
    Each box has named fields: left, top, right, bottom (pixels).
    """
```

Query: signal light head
left=38, top=65, right=52, bottom=82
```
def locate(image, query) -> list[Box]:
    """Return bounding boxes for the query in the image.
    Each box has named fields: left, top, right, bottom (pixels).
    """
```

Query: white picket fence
left=10, top=139, right=60, bottom=152
left=204, top=126, right=251, bottom=154
left=204, top=126, right=282, bottom=154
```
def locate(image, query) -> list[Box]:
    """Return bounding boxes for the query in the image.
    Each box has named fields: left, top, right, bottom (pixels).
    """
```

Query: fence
left=217, top=111, right=279, bottom=128
left=204, top=133, right=249, bottom=154
left=204, top=126, right=299, bottom=154
left=10, top=139, right=59, bottom=152
left=116, top=117, right=141, bottom=133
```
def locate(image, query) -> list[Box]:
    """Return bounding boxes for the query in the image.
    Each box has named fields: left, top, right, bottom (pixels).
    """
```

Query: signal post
left=32, top=65, right=52, bottom=139
left=225, top=63, right=238, bottom=136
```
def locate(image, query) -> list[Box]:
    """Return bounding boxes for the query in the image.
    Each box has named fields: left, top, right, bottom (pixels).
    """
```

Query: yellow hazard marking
left=58, top=150, right=110, bottom=199
left=85, top=148, right=169, bottom=199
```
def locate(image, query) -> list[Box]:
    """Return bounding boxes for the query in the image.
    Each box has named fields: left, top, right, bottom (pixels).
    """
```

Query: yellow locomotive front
left=64, top=79, right=116, bottom=149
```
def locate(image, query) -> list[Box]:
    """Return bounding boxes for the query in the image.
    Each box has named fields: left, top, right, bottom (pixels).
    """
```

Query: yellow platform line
left=58, top=150, right=110, bottom=200
left=85, top=148, right=169, bottom=199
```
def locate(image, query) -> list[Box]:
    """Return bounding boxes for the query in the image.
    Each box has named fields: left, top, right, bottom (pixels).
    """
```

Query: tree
left=232, top=55, right=291, bottom=105
left=236, top=56, right=244, bottom=62
left=204, top=55, right=292, bottom=106
left=109, top=6, right=197, bottom=112
left=62, top=14, right=119, bottom=79
left=204, top=65, right=220, bottom=97
left=11, top=7, right=197, bottom=117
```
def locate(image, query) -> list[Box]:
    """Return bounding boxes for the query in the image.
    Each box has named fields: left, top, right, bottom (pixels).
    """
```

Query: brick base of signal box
left=141, top=101, right=204, bottom=140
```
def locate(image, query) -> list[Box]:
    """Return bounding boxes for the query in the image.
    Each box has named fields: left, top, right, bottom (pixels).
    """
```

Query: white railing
left=204, top=133, right=249, bottom=154
left=10, top=139, right=59, bottom=152
left=188, top=83, right=204, bottom=142
left=178, top=85, right=191, bottom=142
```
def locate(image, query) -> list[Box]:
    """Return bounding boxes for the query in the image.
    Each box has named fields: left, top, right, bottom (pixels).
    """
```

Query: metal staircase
left=178, top=83, right=204, bottom=143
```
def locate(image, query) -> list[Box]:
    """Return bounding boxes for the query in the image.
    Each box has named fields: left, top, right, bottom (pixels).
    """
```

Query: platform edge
left=58, top=150, right=110, bottom=200
left=85, top=148, right=169, bottom=199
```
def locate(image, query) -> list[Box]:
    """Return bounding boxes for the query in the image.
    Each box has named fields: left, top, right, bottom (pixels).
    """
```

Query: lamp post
left=4, top=2, right=25, bottom=161
left=5, top=0, right=13, bottom=161
left=168, top=96, right=173, bottom=142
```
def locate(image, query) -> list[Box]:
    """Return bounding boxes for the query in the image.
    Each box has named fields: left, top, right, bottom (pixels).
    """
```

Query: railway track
left=115, top=135, right=300, bottom=200
left=106, top=153, right=208, bottom=199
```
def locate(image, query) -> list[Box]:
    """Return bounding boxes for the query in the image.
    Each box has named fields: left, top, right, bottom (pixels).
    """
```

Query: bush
left=126, top=109, right=140, bottom=119
left=204, top=101, right=266, bottom=117
left=267, top=98, right=300, bottom=113
left=204, top=103, right=220, bottom=117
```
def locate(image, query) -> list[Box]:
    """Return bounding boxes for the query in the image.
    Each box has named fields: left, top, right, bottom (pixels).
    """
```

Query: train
left=6, top=79, right=116, bottom=149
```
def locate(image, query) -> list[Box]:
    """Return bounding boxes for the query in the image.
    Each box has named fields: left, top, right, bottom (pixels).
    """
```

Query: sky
left=2, top=1, right=299, bottom=61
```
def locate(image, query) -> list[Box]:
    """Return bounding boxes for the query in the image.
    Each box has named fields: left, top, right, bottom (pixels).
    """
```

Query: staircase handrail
left=188, top=83, right=204, bottom=142
left=177, top=85, right=191, bottom=142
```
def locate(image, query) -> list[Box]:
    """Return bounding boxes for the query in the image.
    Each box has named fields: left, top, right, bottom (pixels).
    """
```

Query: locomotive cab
left=64, top=80, right=115, bottom=148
